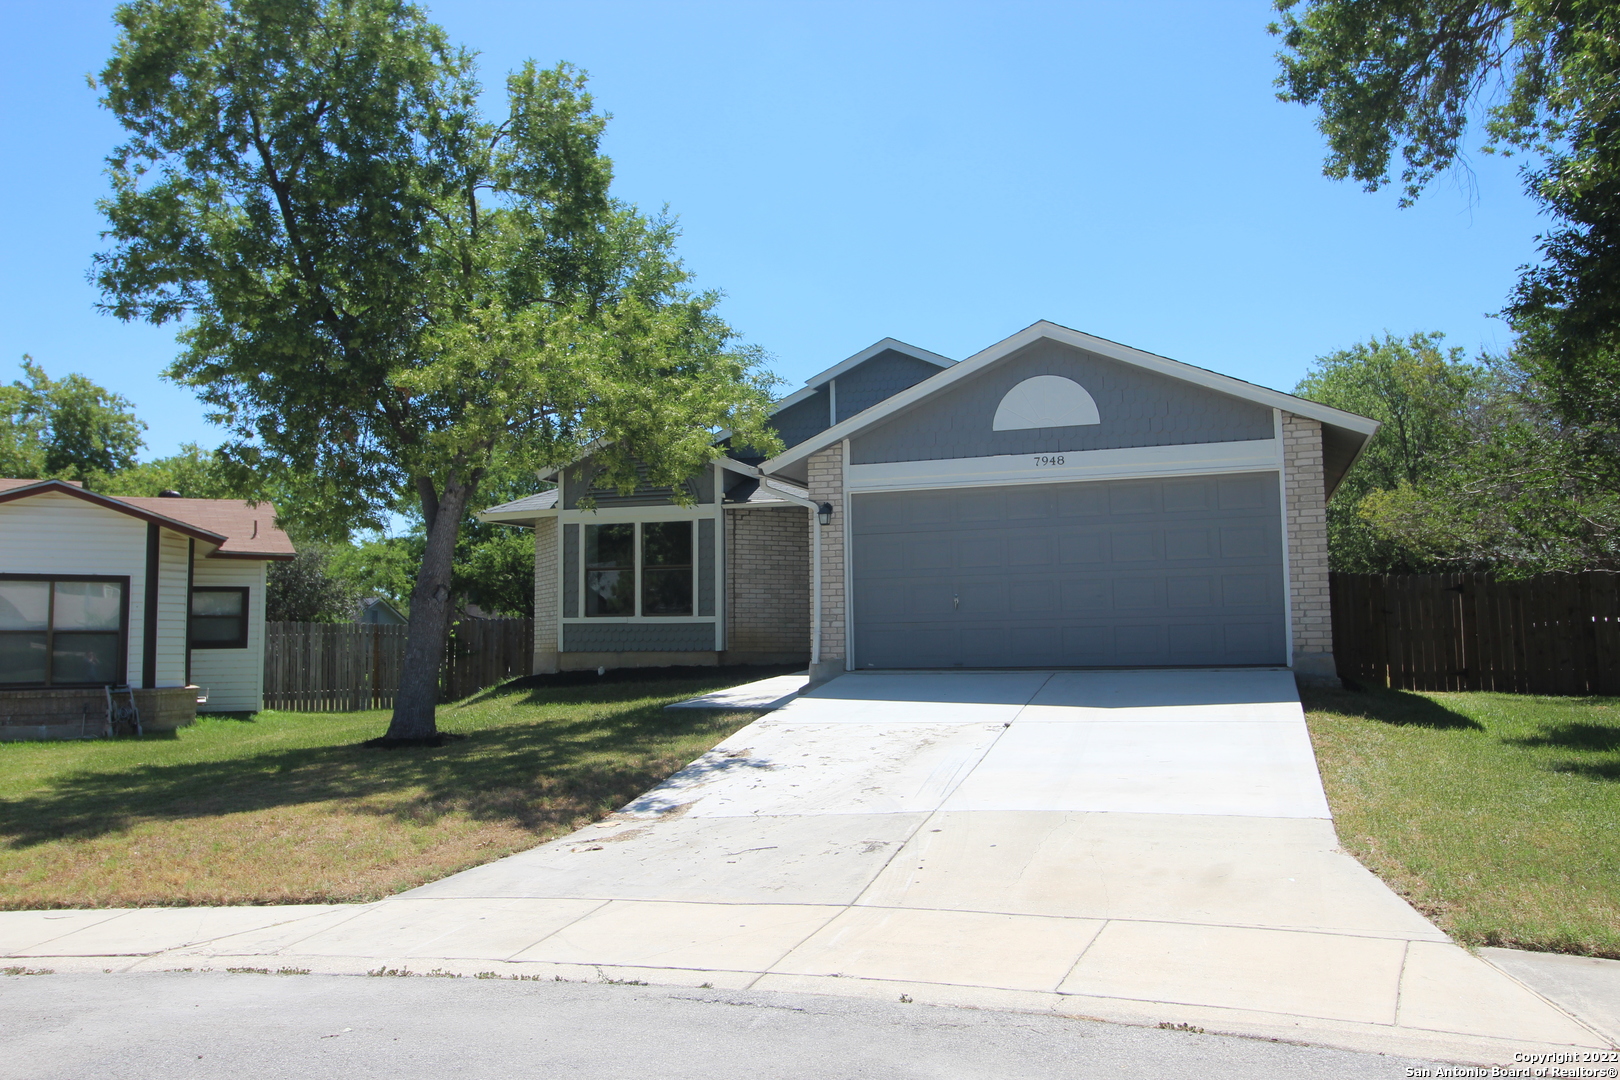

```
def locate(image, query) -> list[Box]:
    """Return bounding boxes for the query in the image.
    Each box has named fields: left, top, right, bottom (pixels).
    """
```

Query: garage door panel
left=1009, top=581, right=1059, bottom=613
left=1219, top=524, right=1272, bottom=559
left=852, top=473, right=1286, bottom=669
left=958, top=537, right=1004, bottom=568
left=1219, top=473, right=1274, bottom=510
left=1166, top=575, right=1217, bottom=609
left=1112, top=577, right=1162, bottom=610
left=1108, top=482, right=1158, bottom=515
left=1162, top=478, right=1217, bottom=513
left=1059, top=532, right=1108, bottom=565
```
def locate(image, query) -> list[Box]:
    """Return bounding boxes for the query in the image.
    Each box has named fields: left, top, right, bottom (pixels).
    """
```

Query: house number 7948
left=1033, top=454, right=1067, bottom=467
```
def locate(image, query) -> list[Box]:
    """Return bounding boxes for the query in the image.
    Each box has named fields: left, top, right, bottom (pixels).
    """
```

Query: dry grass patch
left=1303, top=683, right=1620, bottom=958
left=0, top=668, right=785, bottom=908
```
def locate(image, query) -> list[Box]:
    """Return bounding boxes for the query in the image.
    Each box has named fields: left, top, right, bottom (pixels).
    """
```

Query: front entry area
left=849, top=472, right=1287, bottom=669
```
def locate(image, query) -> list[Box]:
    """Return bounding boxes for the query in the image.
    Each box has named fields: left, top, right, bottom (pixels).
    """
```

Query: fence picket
left=1330, top=572, right=1620, bottom=696
left=260, top=619, right=533, bottom=712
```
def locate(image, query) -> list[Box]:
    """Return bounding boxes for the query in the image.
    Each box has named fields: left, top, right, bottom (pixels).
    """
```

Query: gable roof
left=765, top=337, right=954, bottom=418
left=0, top=479, right=296, bottom=560
left=759, top=321, right=1381, bottom=491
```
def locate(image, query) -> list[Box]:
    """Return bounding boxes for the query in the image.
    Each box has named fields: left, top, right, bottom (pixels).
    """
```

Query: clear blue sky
left=0, top=0, right=1545, bottom=461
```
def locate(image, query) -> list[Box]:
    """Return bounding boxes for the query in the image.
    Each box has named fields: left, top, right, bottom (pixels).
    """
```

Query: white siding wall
left=189, top=554, right=267, bottom=712
left=0, top=492, right=150, bottom=686
left=153, top=530, right=190, bottom=687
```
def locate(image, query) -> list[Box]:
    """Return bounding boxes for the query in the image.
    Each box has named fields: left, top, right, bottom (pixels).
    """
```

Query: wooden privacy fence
left=263, top=619, right=534, bottom=712
left=1331, top=572, right=1620, bottom=695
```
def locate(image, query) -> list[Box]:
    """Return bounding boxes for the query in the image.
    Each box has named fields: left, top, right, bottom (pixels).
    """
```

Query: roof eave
left=0, top=480, right=231, bottom=546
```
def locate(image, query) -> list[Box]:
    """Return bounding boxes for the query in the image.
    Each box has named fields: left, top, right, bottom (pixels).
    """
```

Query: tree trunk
left=383, top=473, right=474, bottom=741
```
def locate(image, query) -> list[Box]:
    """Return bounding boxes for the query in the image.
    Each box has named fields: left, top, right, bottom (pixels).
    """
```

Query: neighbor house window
left=190, top=587, right=249, bottom=649
left=583, top=522, right=695, bottom=617
left=0, top=576, right=127, bottom=686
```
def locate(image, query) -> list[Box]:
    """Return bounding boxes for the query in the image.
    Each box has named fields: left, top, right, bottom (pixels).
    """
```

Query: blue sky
left=0, top=0, right=1545, bottom=461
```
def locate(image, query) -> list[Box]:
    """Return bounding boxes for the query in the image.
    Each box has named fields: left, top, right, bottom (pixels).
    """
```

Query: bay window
left=584, top=521, right=695, bottom=617
left=0, top=576, right=127, bottom=687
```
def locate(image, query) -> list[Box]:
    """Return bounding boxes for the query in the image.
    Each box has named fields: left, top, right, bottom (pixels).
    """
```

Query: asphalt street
left=0, top=970, right=1443, bottom=1079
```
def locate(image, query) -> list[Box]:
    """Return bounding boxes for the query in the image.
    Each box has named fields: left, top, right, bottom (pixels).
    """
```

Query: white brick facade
left=807, top=443, right=846, bottom=666
left=1282, top=412, right=1334, bottom=676
left=724, top=505, right=810, bottom=658
left=532, top=517, right=559, bottom=674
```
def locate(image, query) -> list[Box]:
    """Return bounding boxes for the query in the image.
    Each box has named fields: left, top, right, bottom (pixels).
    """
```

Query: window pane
left=191, top=590, right=245, bottom=617
left=642, top=522, right=692, bottom=568
left=0, top=633, right=48, bottom=683
left=585, top=524, right=634, bottom=569
left=642, top=568, right=693, bottom=616
left=191, top=616, right=245, bottom=643
left=0, top=581, right=49, bottom=631
left=585, top=570, right=635, bottom=617
left=51, top=633, right=121, bottom=683
left=53, top=581, right=123, bottom=630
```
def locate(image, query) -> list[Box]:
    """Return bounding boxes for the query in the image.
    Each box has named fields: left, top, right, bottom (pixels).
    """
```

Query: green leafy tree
left=4, top=357, right=146, bottom=483
left=1294, top=332, right=1488, bottom=572
left=95, top=0, right=779, bottom=741
left=1358, top=372, right=1620, bottom=573
left=266, top=546, right=362, bottom=622
left=1272, top=1, right=1620, bottom=453
left=97, top=443, right=246, bottom=499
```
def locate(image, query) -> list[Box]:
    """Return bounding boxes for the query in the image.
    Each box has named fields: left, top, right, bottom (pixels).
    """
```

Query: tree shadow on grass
left=1508, top=722, right=1620, bottom=752
left=0, top=684, right=750, bottom=850
left=1548, top=760, right=1620, bottom=782
left=1300, top=684, right=1483, bottom=730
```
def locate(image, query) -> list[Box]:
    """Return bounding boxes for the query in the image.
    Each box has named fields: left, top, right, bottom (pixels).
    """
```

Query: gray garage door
left=850, top=472, right=1286, bottom=669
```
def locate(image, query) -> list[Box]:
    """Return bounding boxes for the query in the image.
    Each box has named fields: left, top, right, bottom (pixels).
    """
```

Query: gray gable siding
left=769, top=387, right=831, bottom=451
left=561, top=456, right=714, bottom=509
left=697, top=518, right=716, bottom=616
left=562, top=524, right=580, bottom=618
left=833, top=350, right=944, bottom=423
left=563, top=623, right=715, bottom=652
left=849, top=339, right=1274, bottom=465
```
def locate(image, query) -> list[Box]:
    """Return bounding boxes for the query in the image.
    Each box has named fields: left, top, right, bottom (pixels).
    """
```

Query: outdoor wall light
left=817, top=502, right=833, bottom=526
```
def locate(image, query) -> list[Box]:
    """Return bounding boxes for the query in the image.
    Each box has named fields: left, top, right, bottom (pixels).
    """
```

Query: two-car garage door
left=850, top=472, right=1287, bottom=669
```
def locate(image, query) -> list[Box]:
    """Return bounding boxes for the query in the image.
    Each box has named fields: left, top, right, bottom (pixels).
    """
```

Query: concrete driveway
left=2, top=670, right=1612, bottom=1065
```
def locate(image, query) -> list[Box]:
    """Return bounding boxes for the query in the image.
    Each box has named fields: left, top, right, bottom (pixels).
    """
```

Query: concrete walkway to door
left=1, top=670, right=1611, bottom=1064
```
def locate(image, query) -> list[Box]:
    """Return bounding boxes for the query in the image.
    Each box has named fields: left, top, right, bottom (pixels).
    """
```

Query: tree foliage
left=1294, top=332, right=1489, bottom=572
left=266, top=546, right=361, bottom=622
left=1273, top=1, right=1620, bottom=456
left=95, top=0, right=779, bottom=739
left=1, top=357, right=146, bottom=482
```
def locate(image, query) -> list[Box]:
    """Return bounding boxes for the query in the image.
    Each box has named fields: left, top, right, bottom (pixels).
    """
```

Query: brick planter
left=0, top=686, right=198, bottom=741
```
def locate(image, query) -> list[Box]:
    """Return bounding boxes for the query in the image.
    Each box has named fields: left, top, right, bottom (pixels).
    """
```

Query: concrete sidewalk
left=2, top=670, right=1614, bottom=1066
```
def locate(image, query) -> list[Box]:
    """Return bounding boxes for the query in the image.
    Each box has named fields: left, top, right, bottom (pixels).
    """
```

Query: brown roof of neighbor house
left=0, top=479, right=296, bottom=560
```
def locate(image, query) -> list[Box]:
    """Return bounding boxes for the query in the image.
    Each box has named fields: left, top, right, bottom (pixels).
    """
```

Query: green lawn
left=1303, top=684, right=1620, bottom=959
left=0, top=668, right=783, bottom=910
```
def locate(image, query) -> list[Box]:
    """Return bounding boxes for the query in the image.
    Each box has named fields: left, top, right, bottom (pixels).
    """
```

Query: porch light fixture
left=817, top=502, right=833, bottom=526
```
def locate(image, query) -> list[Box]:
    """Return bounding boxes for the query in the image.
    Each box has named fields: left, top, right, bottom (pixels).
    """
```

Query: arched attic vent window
left=991, top=375, right=1100, bottom=431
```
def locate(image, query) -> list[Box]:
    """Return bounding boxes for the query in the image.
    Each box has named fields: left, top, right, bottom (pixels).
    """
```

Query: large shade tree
left=95, top=0, right=778, bottom=741
left=1272, top=0, right=1620, bottom=460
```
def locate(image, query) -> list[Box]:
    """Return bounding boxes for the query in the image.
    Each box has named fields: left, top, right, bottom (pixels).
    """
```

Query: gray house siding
left=562, top=524, right=580, bottom=618
left=561, top=456, right=714, bottom=509
left=769, top=388, right=832, bottom=451
left=833, top=350, right=944, bottom=422
left=698, top=518, right=716, bottom=617
left=849, top=339, right=1274, bottom=465
left=562, top=623, right=716, bottom=652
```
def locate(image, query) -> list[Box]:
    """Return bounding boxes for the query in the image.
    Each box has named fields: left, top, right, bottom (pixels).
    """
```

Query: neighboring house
left=479, top=321, right=1378, bottom=682
left=0, top=479, right=296, bottom=739
left=356, top=596, right=407, bottom=626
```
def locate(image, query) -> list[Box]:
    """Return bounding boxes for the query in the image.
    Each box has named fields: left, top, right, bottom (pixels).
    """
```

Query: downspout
left=811, top=507, right=822, bottom=666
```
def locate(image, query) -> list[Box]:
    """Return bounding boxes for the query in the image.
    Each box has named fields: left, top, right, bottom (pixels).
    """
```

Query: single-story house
left=0, top=479, right=295, bottom=738
left=479, top=321, right=1377, bottom=682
